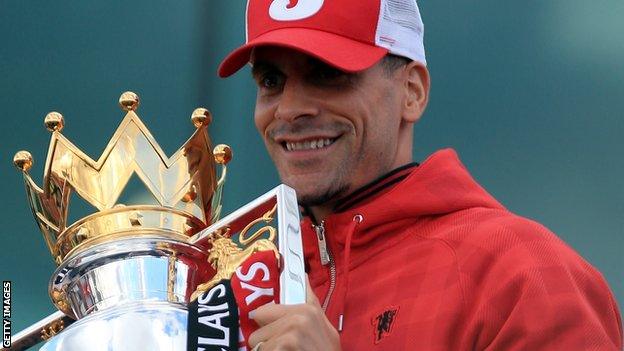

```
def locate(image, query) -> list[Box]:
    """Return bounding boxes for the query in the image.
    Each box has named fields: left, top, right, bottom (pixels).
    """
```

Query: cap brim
left=218, top=28, right=388, bottom=78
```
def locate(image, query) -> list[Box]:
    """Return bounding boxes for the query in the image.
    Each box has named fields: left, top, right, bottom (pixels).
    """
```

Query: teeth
left=285, top=138, right=335, bottom=151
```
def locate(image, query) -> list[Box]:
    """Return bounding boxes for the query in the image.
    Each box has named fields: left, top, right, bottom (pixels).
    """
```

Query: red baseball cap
left=218, top=0, right=426, bottom=78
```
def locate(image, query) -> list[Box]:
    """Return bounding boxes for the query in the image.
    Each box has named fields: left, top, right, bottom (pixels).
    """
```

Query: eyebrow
left=300, top=56, right=343, bottom=74
left=250, top=57, right=358, bottom=84
left=251, top=61, right=279, bottom=79
left=251, top=57, right=336, bottom=76
left=306, top=57, right=358, bottom=78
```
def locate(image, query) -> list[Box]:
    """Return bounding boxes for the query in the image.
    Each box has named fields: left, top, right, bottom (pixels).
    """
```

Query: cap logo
left=269, top=0, right=324, bottom=21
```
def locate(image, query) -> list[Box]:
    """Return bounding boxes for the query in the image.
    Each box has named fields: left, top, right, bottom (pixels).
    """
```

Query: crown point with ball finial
left=119, top=91, right=140, bottom=111
left=213, top=144, right=232, bottom=165
left=13, top=151, right=33, bottom=172
left=191, top=108, right=212, bottom=128
left=44, top=112, right=64, bottom=132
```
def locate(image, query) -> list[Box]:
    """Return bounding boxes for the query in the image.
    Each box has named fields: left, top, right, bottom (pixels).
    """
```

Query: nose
left=274, top=79, right=320, bottom=122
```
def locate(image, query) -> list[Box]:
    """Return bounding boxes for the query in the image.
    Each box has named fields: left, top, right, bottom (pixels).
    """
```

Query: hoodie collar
left=302, top=162, right=419, bottom=223
left=333, top=162, right=419, bottom=213
left=302, top=148, right=505, bottom=258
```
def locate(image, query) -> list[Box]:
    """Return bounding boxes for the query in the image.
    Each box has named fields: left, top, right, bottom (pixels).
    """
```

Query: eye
left=261, top=74, right=280, bottom=88
left=254, top=70, right=285, bottom=92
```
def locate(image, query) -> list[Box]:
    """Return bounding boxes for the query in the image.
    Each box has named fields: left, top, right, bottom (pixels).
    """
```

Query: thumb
left=305, top=274, right=321, bottom=306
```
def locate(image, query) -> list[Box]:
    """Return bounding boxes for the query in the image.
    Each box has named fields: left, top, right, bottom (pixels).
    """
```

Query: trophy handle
left=191, top=184, right=307, bottom=305
left=1, top=311, right=74, bottom=351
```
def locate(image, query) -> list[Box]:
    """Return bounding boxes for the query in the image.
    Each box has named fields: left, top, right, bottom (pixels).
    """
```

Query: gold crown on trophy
left=13, top=91, right=232, bottom=265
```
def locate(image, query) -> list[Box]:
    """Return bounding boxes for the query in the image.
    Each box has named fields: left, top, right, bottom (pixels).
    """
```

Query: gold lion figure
left=191, top=227, right=280, bottom=301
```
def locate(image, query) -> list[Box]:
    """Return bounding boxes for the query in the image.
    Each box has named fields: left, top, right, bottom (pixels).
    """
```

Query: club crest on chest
left=372, top=306, right=399, bottom=345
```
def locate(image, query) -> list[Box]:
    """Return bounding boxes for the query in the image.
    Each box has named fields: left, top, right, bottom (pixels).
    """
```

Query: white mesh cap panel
left=375, top=0, right=426, bottom=65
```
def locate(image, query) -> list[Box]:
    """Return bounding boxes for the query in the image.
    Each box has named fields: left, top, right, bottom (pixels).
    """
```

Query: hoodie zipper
left=313, top=221, right=336, bottom=311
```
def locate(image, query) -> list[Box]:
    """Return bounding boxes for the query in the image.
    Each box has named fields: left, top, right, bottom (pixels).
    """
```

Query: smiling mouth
left=282, top=137, right=338, bottom=151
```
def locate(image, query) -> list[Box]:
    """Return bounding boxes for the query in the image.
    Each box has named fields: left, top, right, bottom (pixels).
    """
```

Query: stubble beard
left=281, top=163, right=351, bottom=208
left=297, top=183, right=350, bottom=208
left=282, top=154, right=355, bottom=208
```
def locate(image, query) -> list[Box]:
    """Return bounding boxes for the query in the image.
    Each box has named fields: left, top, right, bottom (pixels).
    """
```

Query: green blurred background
left=0, top=0, right=622, bottom=343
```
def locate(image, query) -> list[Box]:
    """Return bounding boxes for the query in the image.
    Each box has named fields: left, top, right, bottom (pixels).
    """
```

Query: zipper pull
left=313, top=221, right=330, bottom=266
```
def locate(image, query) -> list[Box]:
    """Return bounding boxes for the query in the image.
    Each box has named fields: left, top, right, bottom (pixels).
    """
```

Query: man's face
left=252, top=47, right=411, bottom=209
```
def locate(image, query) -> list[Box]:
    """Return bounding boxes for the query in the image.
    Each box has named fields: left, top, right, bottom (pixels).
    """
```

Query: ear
left=402, top=62, right=430, bottom=123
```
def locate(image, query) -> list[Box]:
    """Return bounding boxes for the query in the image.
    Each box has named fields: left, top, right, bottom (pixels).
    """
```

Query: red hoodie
left=301, top=149, right=622, bottom=350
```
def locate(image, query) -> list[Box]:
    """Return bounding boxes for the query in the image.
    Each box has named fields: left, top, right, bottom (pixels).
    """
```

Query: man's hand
left=248, top=277, right=341, bottom=351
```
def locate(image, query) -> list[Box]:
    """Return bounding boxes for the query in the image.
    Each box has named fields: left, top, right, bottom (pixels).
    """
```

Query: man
left=217, top=0, right=622, bottom=350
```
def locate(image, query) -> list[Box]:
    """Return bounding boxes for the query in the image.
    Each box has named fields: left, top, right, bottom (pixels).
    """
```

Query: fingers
left=246, top=274, right=340, bottom=351
left=248, top=304, right=320, bottom=350
left=252, top=274, right=318, bottom=327
left=251, top=302, right=292, bottom=327
left=248, top=313, right=285, bottom=348
left=250, top=341, right=264, bottom=351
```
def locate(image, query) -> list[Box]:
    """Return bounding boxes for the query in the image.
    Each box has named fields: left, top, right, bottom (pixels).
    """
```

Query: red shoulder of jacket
left=413, top=207, right=623, bottom=350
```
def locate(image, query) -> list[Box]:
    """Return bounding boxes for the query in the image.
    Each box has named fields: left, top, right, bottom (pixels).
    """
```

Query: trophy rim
left=55, top=205, right=207, bottom=263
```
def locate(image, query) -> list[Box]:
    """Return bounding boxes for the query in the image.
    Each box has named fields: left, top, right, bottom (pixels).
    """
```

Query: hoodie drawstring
left=337, top=214, right=363, bottom=332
